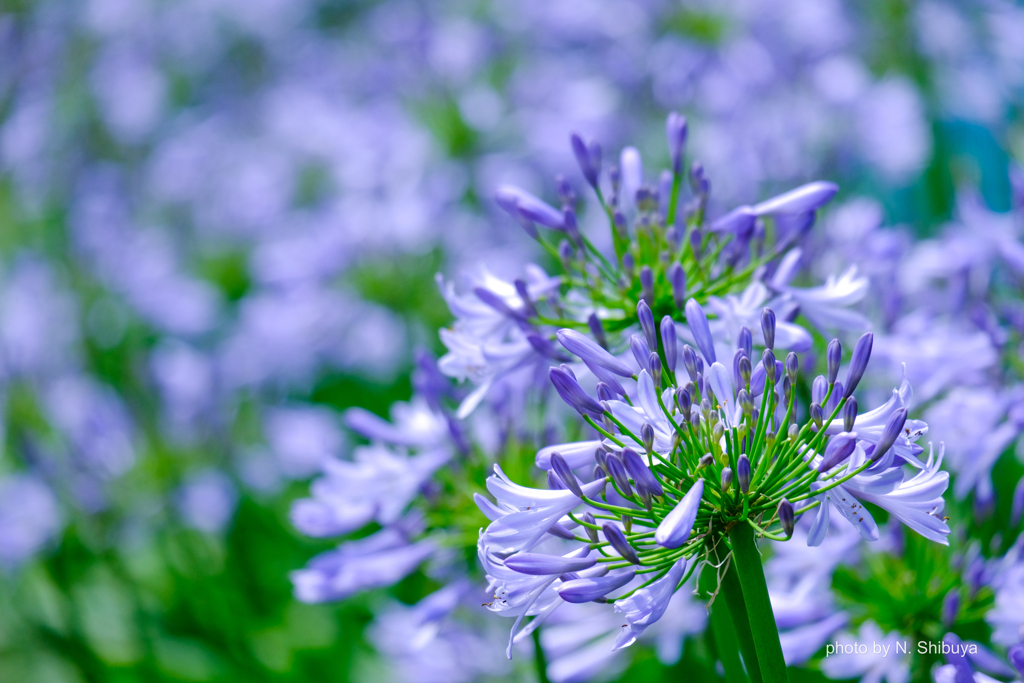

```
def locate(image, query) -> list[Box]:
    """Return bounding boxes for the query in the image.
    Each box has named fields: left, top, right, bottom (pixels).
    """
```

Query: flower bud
left=737, top=455, right=751, bottom=493
left=655, top=481, right=704, bottom=549
left=842, top=397, right=858, bottom=433
left=685, top=298, right=717, bottom=364
left=810, top=403, right=824, bottom=430
left=550, top=367, right=604, bottom=418
left=682, top=345, right=699, bottom=383
left=872, top=408, right=908, bottom=463
left=640, top=424, right=656, bottom=454
left=622, top=447, right=664, bottom=497
left=669, top=263, right=687, bottom=310
left=547, top=470, right=565, bottom=490
left=570, top=133, right=601, bottom=189
left=941, top=589, right=960, bottom=627
left=595, top=447, right=609, bottom=471
left=605, top=455, right=634, bottom=497
left=555, top=174, right=576, bottom=206
left=761, top=308, right=776, bottom=350
left=640, top=266, right=654, bottom=304
left=660, top=316, right=678, bottom=372
left=637, top=300, right=657, bottom=353
left=630, top=335, right=652, bottom=374
left=550, top=452, right=585, bottom=498
left=622, top=252, right=635, bottom=279
left=782, top=375, right=792, bottom=406
left=785, top=352, right=798, bottom=384
left=602, top=523, right=640, bottom=564
left=843, top=332, right=873, bottom=398
left=676, top=389, right=692, bottom=423
left=739, top=356, right=752, bottom=386
left=778, top=499, right=795, bottom=537
left=587, top=313, right=608, bottom=350
left=698, top=453, right=714, bottom=469
left=559, top=569, right=636, bottom=603
left=649, top=353, right=663, bottom=387
left=712, top=421, right=724, bottom=442
left=819, top=432, right=857, bottom=471
left=827, top=338, right=842, bottom=384
left=788, top=424, right=799, bottom=440
left=582, top=512, right=599, bottom=543
left=812, top=375, right=828, bottom=404
left=762, top=349, right=776, bottom=378
left=738, top=389, right=753, bottom=416
left=666, top=111, right=688, bottom=174
left=738, top=326, right=753, bottom=362
left=690, top=160, right=709, bottom=196
left=506, top=552, right=596, bottom=576
left=721, top=467, right=734, bottom=491
left=593, top=465, right=606, bottom=481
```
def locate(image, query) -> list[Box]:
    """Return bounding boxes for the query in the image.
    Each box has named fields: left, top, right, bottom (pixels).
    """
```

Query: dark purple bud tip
left=668, top=263, right=687, bottom=310
left=637, top=300, right=657, bottom=352
left=778, top=499, right=795, bottom=537
left=661, top=316, right=678, bottom=372
left=739, top=356, right=752, bottom=385
left=1008, top=644, right=1024, bottom=678
left=698, top=453, right=714, bottom=469
left=785, top=352, right=798, bottom=383
left=640, top=266, right=654, bottom=304
left=550, top=452, right=585, bottom=498
left=605, top=455, right=634, bottom=497
left=666, top=111, right=688, bottom=174
left=842, top=397, right=858, bottom=433
left=761, top=308, right=776, bottom=350
left=549, top=367, right=604, bottom=418
left=721, top=467, right=733, bottom=491
left=602, top=523, right=640, bottom=565
left=505, top=552, right=596, bottom=576
left=762, top=349, right=776, bottom=377
left=819, top=432, right=857, bottom=471
left=595, top=447, right=609, bottom=471
left=622, top=447, right=663, bottom=497
left=640, top=424, right=655, bottom=454
left=941, top=589, right=960, bottom=627
left=593, top=464, right=606, bottom=481
left=738, top=327, right=753, bottom=361
left=690, top=160, right=710, bottom=196
left=872, top=407, right=908, bottom=462
left=558, top=569, right=636, bottom=603
left=685, top=299, right=717, bottom=364
left=810, top=403, right=824, bottom=429
left=737, top=455, right=751, bottom=493
left=843, top=332, right=873, bottom=399
left=571, top=133, right=601, bottom=189
left=826, top=339, right=842, bottom=384
left=582, top=512, right=599, bottom=543
left=495, top=185, right=566, bottom=229
left=649, top=353, right=663, bottom=386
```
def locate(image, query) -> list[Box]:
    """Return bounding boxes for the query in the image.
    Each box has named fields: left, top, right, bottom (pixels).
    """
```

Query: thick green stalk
left=698, top=557, right=750, bottom=683
left=719, top=554, right=763, bottom=683
left=532, top=627, right=551, bottom=683
left=728, top=523, right=789, bottom=683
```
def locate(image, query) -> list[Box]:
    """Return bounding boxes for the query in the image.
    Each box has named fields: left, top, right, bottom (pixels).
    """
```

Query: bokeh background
left=1, top=0, right=1023, bottom=681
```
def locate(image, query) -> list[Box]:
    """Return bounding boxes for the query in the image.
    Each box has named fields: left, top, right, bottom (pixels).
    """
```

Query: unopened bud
left=721, top=467, right=733, bottom=491
left=778, top=499, right=795, bottom=537
left=641, top=423, right=655, bottom=454
left=737, top=455, right=751, bottom=493
left=843, top=397, right=858, bottom=433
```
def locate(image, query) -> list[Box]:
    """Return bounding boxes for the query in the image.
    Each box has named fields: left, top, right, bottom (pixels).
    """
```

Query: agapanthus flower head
left=476, top=299, right=950, bottom=651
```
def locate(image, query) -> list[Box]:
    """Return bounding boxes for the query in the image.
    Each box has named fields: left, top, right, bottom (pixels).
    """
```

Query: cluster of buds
left=492, top=112, right=838, bottom=333
left=478, top=297, right=947, bottom=649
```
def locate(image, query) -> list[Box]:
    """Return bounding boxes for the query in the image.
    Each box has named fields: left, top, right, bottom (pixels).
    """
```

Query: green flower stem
left=727, top=522, right=789, bottom=683
left=699, top=555, right=751, bottom=683
left=532, top=627, right=551, bottom=683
